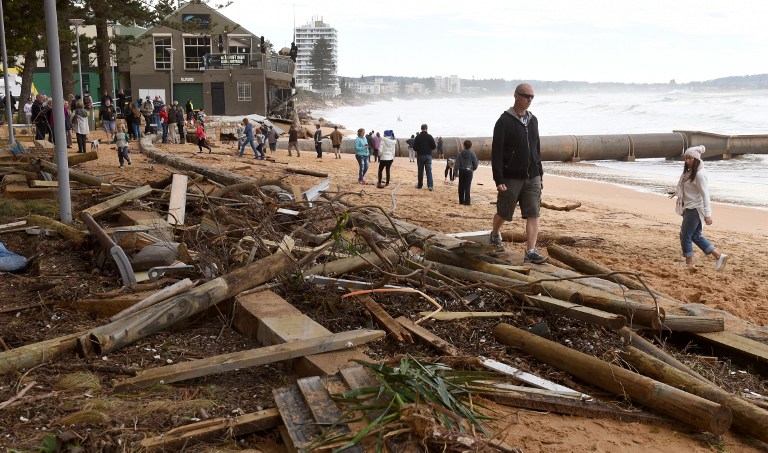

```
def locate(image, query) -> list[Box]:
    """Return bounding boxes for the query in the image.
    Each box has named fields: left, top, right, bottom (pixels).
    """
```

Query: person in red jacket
left=196, top=121, right=212, bottom=153
left=159, top=106, right=170, bottom=143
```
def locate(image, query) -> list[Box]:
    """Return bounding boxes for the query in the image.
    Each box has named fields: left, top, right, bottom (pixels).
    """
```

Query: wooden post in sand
left=492, top=323, right=732, bottom=435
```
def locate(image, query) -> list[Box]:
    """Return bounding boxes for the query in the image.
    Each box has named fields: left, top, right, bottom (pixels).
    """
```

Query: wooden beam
left=492, top=323, right=732, bottom=435
left=80, top=185, right=153, bottom=220
left=693, top=331, right=768, bottom=369
left=113, top=329, right=385, bottom=391
left=417, top=311, right=520, bottom=321
left=166, top=174, right=188, bottom=226
left=395, top=316, right=463, bottom=356
left=526, top=294, right=626, bottom=330
left=355, top=295, right=412, bottom=343
left=138, top=408, right=281, bottom=450
left=622, top=345, right=768, bottom=444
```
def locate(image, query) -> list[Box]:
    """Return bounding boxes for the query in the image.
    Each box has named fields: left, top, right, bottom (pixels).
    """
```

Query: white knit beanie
left=684, top=145, right=705, bottom=161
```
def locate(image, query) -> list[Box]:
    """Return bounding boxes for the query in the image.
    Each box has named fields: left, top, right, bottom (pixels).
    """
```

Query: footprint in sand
left=685, top=291, right=703, bottom=303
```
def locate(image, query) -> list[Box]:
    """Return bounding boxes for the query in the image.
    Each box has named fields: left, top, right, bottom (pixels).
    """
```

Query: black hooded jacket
left=491, top=109, right=542, bottom=185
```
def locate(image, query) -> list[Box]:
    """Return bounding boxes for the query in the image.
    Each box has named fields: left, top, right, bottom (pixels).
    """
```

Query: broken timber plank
left=66, top=151, right=99, bottom=166
left=0, top=221, right=26, bottom=231
left=274, top=385, right=321, bottom=452
left=355, top=295, right=412, bottom=343
left=526, top=294, right=626, bottom=330
left=297, top=376, right=364, bottom=452
left=479, top=356, right=588, bottom=398
left=693, top=331, right=768, bottom=370
left=395, top=316, right=462, bottom=356
left=166, top=174, right=188, bottom=226
left=138, top=408, right=281, bottom=450
left=81, top=185, right=153, bottom=220
left=28, top=180, right=61, bottom=188
left=113, top=329, right=385, bottom=391
left=3, top=184, right=57, bottom=200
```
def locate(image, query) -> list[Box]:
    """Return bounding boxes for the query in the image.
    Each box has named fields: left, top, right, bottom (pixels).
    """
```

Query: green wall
left=33, top=71, right=102, bottom=98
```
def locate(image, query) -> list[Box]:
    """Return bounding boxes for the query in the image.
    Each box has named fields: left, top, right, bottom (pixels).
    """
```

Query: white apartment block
left=294, top=18, right=340, bottom=95
left=434, top=75, right=461, bottom=94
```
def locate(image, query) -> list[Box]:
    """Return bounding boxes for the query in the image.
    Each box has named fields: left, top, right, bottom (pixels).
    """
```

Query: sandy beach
left=69, top=137, right=768, bottom=452
left=93, top=138, right=768, bottom=327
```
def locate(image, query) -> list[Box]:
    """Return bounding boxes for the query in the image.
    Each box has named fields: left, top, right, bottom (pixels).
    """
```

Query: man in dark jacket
left=31, top=94, right=46, bottom=140
left=413, top=123, right=436, bottom=190
left=489, top=83, right=547, bottom=264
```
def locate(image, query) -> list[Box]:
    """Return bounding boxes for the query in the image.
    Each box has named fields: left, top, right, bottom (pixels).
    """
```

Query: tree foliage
left=309, top=36, right=336, bottom=92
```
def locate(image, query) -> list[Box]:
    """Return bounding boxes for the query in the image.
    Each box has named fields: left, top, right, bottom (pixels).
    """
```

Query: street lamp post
left=166, top=48, right=176, bottom=104
left=0, top=0, right=15, bottom=142
left=69, top=19, right=85, bottom=98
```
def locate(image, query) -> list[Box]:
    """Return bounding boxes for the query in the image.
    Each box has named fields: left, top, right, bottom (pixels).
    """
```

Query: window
left=237, top=81, right=251, bottom=101
left=154, top=37, right=172, bottom=70
left=228, top=35, right=251, bottom=54
left=184, top=36, right=211, bottom=70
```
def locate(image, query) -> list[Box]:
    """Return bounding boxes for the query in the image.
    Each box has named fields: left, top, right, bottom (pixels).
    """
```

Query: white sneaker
left=715, top=254, right=729, bottom=270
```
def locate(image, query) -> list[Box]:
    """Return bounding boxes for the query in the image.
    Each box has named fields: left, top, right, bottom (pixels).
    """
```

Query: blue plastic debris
left=0, top=242, right=27, bottom=272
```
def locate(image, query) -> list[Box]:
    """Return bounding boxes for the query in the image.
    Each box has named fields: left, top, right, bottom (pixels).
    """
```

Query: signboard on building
left=182, top=14, right=211, bottom=29
left=204, top=53, right=249, bottom=68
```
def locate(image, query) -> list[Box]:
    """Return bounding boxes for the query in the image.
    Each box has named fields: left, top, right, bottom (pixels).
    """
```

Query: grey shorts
left=103, top=120, right=116, bottom=132
left=496, top=176, right=541, bottom=221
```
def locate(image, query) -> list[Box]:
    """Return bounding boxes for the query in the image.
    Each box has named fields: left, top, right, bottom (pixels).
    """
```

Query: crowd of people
left=18, top=82, right=728, bottom=269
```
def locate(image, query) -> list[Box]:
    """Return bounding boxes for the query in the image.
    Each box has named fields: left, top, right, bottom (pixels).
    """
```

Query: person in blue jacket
left=354, top=128, right=370, bottom=184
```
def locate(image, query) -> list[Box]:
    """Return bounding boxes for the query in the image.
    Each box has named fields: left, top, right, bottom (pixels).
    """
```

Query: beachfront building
left=126, top=1, right=293, bottom=116
left=434, top=75, right=461, bottom=94
left=294, top=18, right=340, bottom=96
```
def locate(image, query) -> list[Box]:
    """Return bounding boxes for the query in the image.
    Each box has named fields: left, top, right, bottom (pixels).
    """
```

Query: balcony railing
left=202, top=53, right=294, bottom=74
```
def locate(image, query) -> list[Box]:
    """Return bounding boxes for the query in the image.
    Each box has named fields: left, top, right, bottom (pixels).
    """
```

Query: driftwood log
left=493, top=323, right=732, bottom=435
left=621, top=345, right=768, bottom=443
left=617, top=327, right=711, bottom=384
left=25, top=214, right=87, bottom=245
left=37, top=159, right=104, bottom=186
left=424, top=245, right=582, bottom=303
left=77, top=248, right=296, bottom=357
left=547, top=243, right=659, bottom=294
left=66, top=151, right=99, bottom=166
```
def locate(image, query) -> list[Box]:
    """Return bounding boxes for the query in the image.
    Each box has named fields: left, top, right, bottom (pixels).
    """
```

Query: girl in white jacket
left=673, top=145, right=728, bottom=269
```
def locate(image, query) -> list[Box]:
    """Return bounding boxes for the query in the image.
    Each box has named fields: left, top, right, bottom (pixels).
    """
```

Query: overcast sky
left=220, top=0, right=767, bottom=84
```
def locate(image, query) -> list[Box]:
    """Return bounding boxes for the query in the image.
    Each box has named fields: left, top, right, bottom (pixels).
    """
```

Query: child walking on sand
left=196, top=121, right=213, bottom=153
left=114, top=125, right=132, bottom=168
left=672, top=145, right=729, bottom=269
left=456, top=140, right=478, bottom=205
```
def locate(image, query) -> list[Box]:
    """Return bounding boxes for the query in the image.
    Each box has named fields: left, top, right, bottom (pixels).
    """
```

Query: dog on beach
left=90, top=139, right=100, bottom=151
left=444, top=157, right=456, bottom=184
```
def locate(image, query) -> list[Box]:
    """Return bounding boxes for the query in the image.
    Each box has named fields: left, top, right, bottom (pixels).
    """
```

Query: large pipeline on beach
left=279, top=130, right=768, bottom=161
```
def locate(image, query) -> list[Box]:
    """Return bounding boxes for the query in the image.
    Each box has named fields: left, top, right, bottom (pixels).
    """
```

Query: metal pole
left=69, top=19, right=84, bottom=98
left=110, top=25, right=116, bottom=101
left=167, top=48, right=175, bottom=104
left=0, top=1, right=15, bottom=143
left=45, top=0, right=73, bottom=223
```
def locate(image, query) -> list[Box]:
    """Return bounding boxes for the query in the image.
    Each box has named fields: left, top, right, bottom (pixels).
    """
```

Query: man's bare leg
left=526, top=216, right=539, bottom=251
